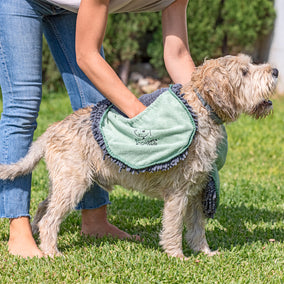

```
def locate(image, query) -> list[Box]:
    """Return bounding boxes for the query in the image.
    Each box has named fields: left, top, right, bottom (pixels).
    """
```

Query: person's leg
left=42, top=11, right=136, bottom=239
left=0, top=0, right=46, bottom=257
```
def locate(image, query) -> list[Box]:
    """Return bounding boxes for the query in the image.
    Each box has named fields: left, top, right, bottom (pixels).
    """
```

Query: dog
left=0, top=54, right=278, bottom=258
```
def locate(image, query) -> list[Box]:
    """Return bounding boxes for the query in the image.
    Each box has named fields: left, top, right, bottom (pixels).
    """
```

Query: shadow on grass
left=58, top=194, right=163, bottom=253
left=207, top=203, right=284, bottom=251
left=57, top=192, right=283, bottom=255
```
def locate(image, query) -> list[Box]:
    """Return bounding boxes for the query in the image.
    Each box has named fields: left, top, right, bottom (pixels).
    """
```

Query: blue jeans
left=0, top=0, right=110, bottom=218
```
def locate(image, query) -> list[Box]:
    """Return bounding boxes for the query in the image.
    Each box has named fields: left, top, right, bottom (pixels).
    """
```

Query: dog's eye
left=242, top=68, right=248, bottom=76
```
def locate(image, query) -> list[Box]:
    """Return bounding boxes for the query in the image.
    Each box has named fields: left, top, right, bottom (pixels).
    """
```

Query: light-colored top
left=45, top=0, right=175, bottom=13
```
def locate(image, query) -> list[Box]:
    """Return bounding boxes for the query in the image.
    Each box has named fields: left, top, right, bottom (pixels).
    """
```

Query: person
left=0, top=0, right=195, bottom=258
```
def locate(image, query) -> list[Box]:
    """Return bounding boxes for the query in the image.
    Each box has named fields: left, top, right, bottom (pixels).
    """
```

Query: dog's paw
left=203, top=249, right=220, bottom=256
left=40, top=246, right=63, bottom=258
left=165, top=249, right=188, bottom=260
left=167, top=252, right=189, bottom=260
left=43, top=251, right=63, bottom=258
left=193, top=245, right=220, bottom=257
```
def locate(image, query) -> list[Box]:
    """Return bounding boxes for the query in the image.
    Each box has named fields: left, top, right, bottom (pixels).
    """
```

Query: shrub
left=41, top=0, right=275, bottom=89
left=103, top=13, right=160, bottom=82
left=148, top=0, right=275, bottom=76
left=222, top=0, right=276, bottom=53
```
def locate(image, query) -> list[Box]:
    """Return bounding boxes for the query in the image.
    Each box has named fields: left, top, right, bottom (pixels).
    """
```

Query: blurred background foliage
left=42, top=0, right=275, bottom=91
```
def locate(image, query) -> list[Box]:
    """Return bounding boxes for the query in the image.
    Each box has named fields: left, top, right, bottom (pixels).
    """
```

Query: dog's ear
left=203, top=64, right=234, bottom=101
left=203, top=74, right=239, bottom=122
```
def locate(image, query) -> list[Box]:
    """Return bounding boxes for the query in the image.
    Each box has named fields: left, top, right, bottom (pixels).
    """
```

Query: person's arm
left=162, top=0, right=195, bottom=84
left=75, top=0, right=146, bottom=118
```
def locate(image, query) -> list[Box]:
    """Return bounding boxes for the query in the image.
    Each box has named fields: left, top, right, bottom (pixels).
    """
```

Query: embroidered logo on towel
left=134, top=130, right=158, bottom=146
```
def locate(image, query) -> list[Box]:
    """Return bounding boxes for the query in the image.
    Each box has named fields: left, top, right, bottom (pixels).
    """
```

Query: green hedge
left=148, top=0, right=275, bottom=75
left=42, top=0, right=275, bottom=90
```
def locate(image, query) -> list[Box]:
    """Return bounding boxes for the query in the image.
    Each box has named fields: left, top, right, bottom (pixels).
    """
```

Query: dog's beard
left=244, top=72, right=276, bottom=119
left=250, top=99, right=273, bottom=119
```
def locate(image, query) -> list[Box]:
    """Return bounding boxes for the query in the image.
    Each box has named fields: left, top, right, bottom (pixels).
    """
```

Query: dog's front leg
left=184, top=192, right=218, bottom=256
left=159, top=191, right=188, bottom=259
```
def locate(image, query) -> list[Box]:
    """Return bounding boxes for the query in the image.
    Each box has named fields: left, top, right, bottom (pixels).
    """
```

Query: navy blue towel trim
left=90, top=84, right=198, bottom=174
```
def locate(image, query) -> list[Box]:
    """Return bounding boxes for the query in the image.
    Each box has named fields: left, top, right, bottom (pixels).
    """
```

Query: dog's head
left=189, top=54, right=278, bottom=122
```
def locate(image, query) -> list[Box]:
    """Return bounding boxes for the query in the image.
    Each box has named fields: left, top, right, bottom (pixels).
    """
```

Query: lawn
left=0, top=91, right=283, bottom=283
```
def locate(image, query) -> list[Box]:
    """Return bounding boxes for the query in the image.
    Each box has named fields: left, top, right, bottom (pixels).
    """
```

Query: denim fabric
left=0, top=0, right=110, bottom=218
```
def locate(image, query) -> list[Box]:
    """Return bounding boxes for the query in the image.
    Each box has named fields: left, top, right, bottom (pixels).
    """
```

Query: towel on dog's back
left=90, top=84, right=198, bottom=173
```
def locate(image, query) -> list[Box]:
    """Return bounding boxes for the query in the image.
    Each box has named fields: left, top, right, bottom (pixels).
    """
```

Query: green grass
left=0, top=92, right=283, bottom=283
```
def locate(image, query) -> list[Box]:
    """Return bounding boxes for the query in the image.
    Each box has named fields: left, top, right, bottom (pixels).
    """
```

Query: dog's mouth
left=260, top=99, right=273, bottom=107
left=251, top=99, right=273, bottom=119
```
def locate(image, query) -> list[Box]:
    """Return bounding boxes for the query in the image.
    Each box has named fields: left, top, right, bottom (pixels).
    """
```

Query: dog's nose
left=272, top=68, right=279, bottom=78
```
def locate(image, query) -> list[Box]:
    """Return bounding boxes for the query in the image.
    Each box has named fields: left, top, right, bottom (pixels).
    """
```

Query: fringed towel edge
left=90, top=84, right=198, bottom=174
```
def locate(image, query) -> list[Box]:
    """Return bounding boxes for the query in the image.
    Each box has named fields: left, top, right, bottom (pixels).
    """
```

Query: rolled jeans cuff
left=75, top=184, right=111, bottom=210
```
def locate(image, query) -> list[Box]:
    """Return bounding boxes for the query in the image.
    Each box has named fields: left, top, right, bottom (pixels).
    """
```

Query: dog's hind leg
left=184, top=192, right=218, bottom=256
left=37, top=175, right=90, bottom=257
left=31, top=198, right=49, bottom=235
left=159, top=191, right=188, bottom=259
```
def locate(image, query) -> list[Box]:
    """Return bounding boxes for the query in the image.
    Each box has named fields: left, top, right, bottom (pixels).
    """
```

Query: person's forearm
left=77, top=51, right=146, bottom=118
left=76, top=0, right=146, bottom=118
left=164, top=46, right=195, bottom=84
left=162, top=0, right=195, bottom=85
left=162, top=18, right=195, bottom=84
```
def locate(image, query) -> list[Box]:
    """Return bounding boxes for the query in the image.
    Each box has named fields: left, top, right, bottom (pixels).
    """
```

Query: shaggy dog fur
left=0, top=54, right=278, bottom=258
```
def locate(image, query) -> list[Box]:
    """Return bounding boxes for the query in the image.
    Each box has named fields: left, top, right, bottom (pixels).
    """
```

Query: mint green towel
left=98, top=87, right=197, bottom=171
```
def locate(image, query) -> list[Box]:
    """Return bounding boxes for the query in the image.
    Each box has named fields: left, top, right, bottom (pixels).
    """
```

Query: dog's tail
left=0, top=132, right=48, bottom=181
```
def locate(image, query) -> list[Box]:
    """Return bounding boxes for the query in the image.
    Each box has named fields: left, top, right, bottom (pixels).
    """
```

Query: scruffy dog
left=0, top=54, right=278, bottom=258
